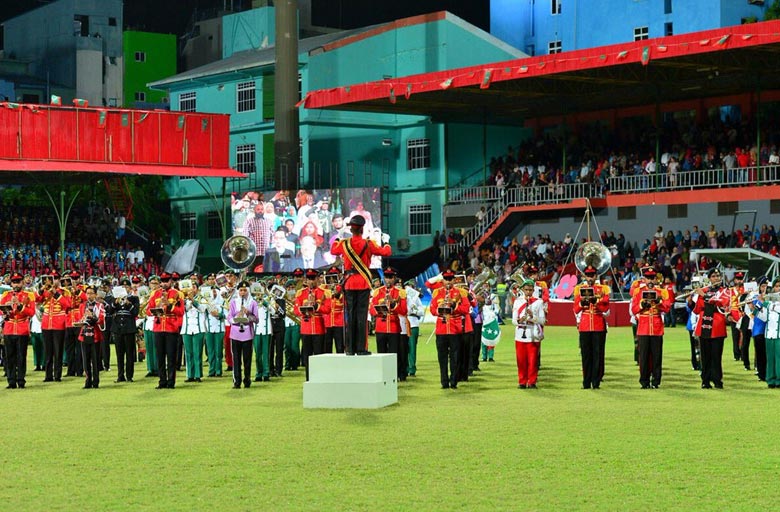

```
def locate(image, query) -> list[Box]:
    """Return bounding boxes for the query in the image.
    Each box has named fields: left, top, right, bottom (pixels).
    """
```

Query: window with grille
left=236, top=144, right=256, bottom=175
left=617, top=206, right=636, bottom=220
left=717, top=201, right=738, bottom=216
left=180, top=213, right=197, bottom=239
left=407, top=138, right=430, bottom=170
left=548, top=40, right=562, bottom=54
left=409, top=204, right=432, bottom=236
left=134, top=91, right=145, bottom=102
left=668, top=204, right=687, bottom=218
left=236, top=81, right=256, bottom=113
left=207, top=211, right=222, bottom=239
left=179, top=91, right=197, bottom=112
left=634, top=26, right=649, bottom=41
left=135, top=51, right=146, bottom=63
left=551, top=0, right=562, bottom=14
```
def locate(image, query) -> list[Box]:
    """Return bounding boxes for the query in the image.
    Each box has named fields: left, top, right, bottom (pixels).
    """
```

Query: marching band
left=3, top=232, right=780, bottom=394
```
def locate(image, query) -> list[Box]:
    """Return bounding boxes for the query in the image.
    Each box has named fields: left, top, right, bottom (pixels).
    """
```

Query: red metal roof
left=0, top=103, right=238, bottom=180
left=303, top=20, right=780, bottom=124
left=0, top=159, right=244, bottom=178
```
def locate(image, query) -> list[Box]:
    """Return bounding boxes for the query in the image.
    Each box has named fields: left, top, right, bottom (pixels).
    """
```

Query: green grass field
left=3, top=324, right=780, bottom=511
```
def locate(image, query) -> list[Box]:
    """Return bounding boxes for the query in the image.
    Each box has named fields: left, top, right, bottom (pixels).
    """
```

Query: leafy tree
left=766, top=0, right=780, bottom=20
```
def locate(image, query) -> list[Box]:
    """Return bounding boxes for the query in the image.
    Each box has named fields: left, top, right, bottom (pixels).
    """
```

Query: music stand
left=642, top=290, right=658, bottom=301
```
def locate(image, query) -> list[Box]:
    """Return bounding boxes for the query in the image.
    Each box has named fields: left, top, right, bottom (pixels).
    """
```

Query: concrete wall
left=75, top=48, right=103, bottom=105
left=182, top=17, right=223, bottom=71
left=507, top=199, right=780, bottom=251
left=2, top=0, right=122, bottom=105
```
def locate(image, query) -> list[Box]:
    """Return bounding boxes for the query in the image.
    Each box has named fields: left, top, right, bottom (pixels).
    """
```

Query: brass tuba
left=574, top=241, right=612, bottom=276
left=472, top=266, right=496, bottom=297
left=221, top=235, right=257, bottom=272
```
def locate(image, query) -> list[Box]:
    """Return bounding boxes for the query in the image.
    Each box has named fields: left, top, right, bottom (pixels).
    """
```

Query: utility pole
left=274, top=0, right=300, bottom=190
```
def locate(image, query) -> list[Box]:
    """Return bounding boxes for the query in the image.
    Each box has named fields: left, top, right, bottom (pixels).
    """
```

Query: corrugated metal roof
left=149, top=25, right=381, bottom=88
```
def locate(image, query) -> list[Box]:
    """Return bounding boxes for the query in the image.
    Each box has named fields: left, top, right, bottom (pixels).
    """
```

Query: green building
left=123, top=30, right=176, bottom=108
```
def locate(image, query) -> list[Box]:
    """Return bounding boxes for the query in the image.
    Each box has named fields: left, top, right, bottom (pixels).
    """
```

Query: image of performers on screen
left=232, top=187, right=382, bottom=272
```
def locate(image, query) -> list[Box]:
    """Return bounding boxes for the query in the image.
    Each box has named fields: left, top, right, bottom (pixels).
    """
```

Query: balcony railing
left=607, top=165, right=780, bottom=193
left=448, top=181, right=603, bottom=206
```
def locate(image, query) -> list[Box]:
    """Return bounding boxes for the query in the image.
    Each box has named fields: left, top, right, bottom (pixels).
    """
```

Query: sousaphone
left=574, top=241, right=612, bottom=276
left=221, top=235, right=257, bottom=272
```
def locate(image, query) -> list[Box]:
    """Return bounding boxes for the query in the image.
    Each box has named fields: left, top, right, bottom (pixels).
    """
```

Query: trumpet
left=437, top=286, right=461, bottom=317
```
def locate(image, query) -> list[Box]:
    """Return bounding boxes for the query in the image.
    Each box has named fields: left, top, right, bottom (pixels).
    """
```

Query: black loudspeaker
left=748, top=259, right=763, bottom=280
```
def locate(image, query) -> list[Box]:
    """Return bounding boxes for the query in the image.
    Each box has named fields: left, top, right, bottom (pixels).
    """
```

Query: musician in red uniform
left=0, top=272, right=36, bottom=389
left=691, top=267, right=732, bottom=389
left=370, top=267, right=408, bottom=380
left=729, top=271, right=746, bottom=361
left=64, top=271, right=87, bottom=377
left=146, top=271, right=184, bottom=389
left=36, top=270, right=72, bottom=383
left=322, top=267, right=345, bottom=353
left=573, top=265, right=611, bottom=389
left=631, top=268, right=671, bottom=389
left=329, top=214, right=391, bottom=355
left=78, top=285, right=106, bottom=389
left=295, top=269, right=330, bottom=381
left=662, top=276, right=677, bottom=328
left=430, top=270, right=471, bottom=389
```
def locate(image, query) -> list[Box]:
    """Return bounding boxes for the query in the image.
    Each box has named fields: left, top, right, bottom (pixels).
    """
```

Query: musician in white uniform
left=253, top=284, right=274, bottom=382
left=202, top=284, right=225, bottom=378
left=512, top=278, right=546, bottom=389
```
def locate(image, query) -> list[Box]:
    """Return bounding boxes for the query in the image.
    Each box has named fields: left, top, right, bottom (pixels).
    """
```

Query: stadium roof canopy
left=304, top=20, right=780, bottom=124
left=691, top=248, right=780, bottom=281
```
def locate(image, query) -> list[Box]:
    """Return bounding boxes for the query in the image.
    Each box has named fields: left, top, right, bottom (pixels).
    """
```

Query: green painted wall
left=123, top=31, right=176, bottom=107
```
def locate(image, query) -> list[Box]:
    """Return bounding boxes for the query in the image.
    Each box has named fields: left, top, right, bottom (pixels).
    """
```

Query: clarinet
left=238, top=297, right=246, bottom=333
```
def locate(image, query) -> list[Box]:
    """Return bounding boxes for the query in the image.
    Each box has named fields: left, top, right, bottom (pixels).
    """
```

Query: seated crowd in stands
left=480, top=112, right=780, bottom=193
left=440, top=221, right=780, bottom=300
left=0, top=205, right=162, bottom=278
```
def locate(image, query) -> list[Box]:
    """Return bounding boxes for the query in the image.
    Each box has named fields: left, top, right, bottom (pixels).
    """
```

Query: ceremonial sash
left=343, top=238, right=373, bottom=289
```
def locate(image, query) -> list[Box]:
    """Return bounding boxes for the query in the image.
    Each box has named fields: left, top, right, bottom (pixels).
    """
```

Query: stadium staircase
left=103, top=177, right=134, bottom=222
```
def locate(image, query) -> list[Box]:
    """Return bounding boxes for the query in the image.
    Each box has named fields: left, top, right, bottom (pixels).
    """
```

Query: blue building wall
left=222, top=7, right=276, bottom=57
left=491, top=0, right=769, bottom=54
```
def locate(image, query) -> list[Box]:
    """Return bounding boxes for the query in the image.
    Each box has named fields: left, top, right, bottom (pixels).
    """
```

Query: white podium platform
left=303, top=353, right=398, bottom=409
